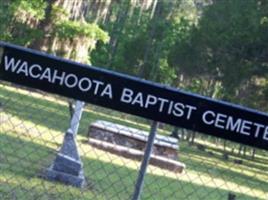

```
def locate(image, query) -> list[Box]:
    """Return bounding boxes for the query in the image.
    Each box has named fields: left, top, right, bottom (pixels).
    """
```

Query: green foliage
left=0, top=1, right=14, bottom=41
left=10, top=0, right=47, bottom=20
left=55, top=21, right=109, bottom=43
left=10, top=23, right=43, bottom=46
left=169, top=0, right=268, bottom=109
left=91, top=0, right=195, bottom=85
left=0, top=0, right=45, bottom=45
left=51, top=4, right=69, bottom=22
left=3, top=0, right=268, bottom=110
left=158, top=58, right=177, bottom=84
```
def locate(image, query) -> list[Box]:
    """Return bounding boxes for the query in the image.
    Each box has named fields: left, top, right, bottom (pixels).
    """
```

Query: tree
left=169, top=0, right=268, bottom=149
left=91, top=0, right=198, bottom=84
left=0, top=0, right=47, bottom=45
left=169, top=0, right=268, bottom=107
left=1, top=0, right=109, bottom=117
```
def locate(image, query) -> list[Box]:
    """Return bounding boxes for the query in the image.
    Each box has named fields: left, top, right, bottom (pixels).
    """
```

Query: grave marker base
left=44, top=131, right=86, bottom=188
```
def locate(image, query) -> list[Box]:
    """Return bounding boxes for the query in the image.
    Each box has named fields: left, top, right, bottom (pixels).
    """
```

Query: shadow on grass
left=0, top=132, right=262, bottom=200
left=180, top=143, right=268, bottom=191
left=203, top=143, right=268, bottom=170
left=0, top=86, right=70, bottom=132
left=0, top=85, right=148, bottom=137
left=0, top=85, right=267, bottom=199
left=195, top=141, right=268, bottom=173
left=0, top=132, right=55, bottom=178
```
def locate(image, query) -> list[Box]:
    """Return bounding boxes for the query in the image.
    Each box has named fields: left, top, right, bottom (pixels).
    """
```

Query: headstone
left=88, top=120, right=179, bottom=160
left=233, top=159, right=243, bottom=165
left=197, top=144, right=205, bottom=151
left=223, top=153, right=229, bottom=160
left=45, top=129, right=86, bottom=188
left=228, top=192, right=236, bottom=200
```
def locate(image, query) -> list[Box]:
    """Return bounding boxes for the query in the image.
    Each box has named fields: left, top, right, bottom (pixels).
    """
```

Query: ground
left=0, top=83, right=267, bottom=200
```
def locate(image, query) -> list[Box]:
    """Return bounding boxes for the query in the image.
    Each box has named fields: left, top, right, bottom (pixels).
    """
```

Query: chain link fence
left=0, top=81, right=267, bottom=200
left=0, top=0, right=267, bottom=199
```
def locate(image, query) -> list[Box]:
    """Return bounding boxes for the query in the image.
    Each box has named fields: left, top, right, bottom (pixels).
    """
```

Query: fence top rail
left=0, top=41, right=268, bottom=150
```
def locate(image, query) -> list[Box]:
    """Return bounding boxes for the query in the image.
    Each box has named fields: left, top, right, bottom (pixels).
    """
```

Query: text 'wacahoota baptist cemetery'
left=0, top=43, right=268, bottom=150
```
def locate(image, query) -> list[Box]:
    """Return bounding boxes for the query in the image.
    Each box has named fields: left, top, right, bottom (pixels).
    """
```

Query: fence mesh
left=0, top=81, right=267, bottom=200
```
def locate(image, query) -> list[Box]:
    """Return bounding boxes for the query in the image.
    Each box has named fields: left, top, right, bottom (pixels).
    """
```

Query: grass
left=0, top=83, right=267, bottom=200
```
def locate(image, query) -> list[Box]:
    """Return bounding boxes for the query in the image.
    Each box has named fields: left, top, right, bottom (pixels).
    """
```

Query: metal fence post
left=132, top=121, right=159, bottom=200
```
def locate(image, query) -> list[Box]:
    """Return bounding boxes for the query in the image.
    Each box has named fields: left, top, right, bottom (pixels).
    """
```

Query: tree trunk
left=231, top=146, right=235, bottom=154
left=29, top=0, right=57, bottom=51
left=238, top=145, right=243, bottom=155
left=186, top=131, right=192, bottom=144
left=223, top=140, right=227, bottom=151
left=171, top=127, right=179, bottom=139
left=181, top=129, right=186, bottom=140
left=107, top=1, right=130, bottom=66
left=88, top=0, right=112, bottom=24
left=190, top=131, right=196, bottom=145
left=251, top=148, right=256, bottom=160
left=29, top=0, right=95, bottom=118
left=138, top=0, right=160, bottom=77
left=243, top=146, right=247, bottom=157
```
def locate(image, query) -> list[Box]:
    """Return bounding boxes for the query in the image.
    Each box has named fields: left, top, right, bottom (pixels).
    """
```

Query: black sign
left=0, top=42, right=268, bottom=150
